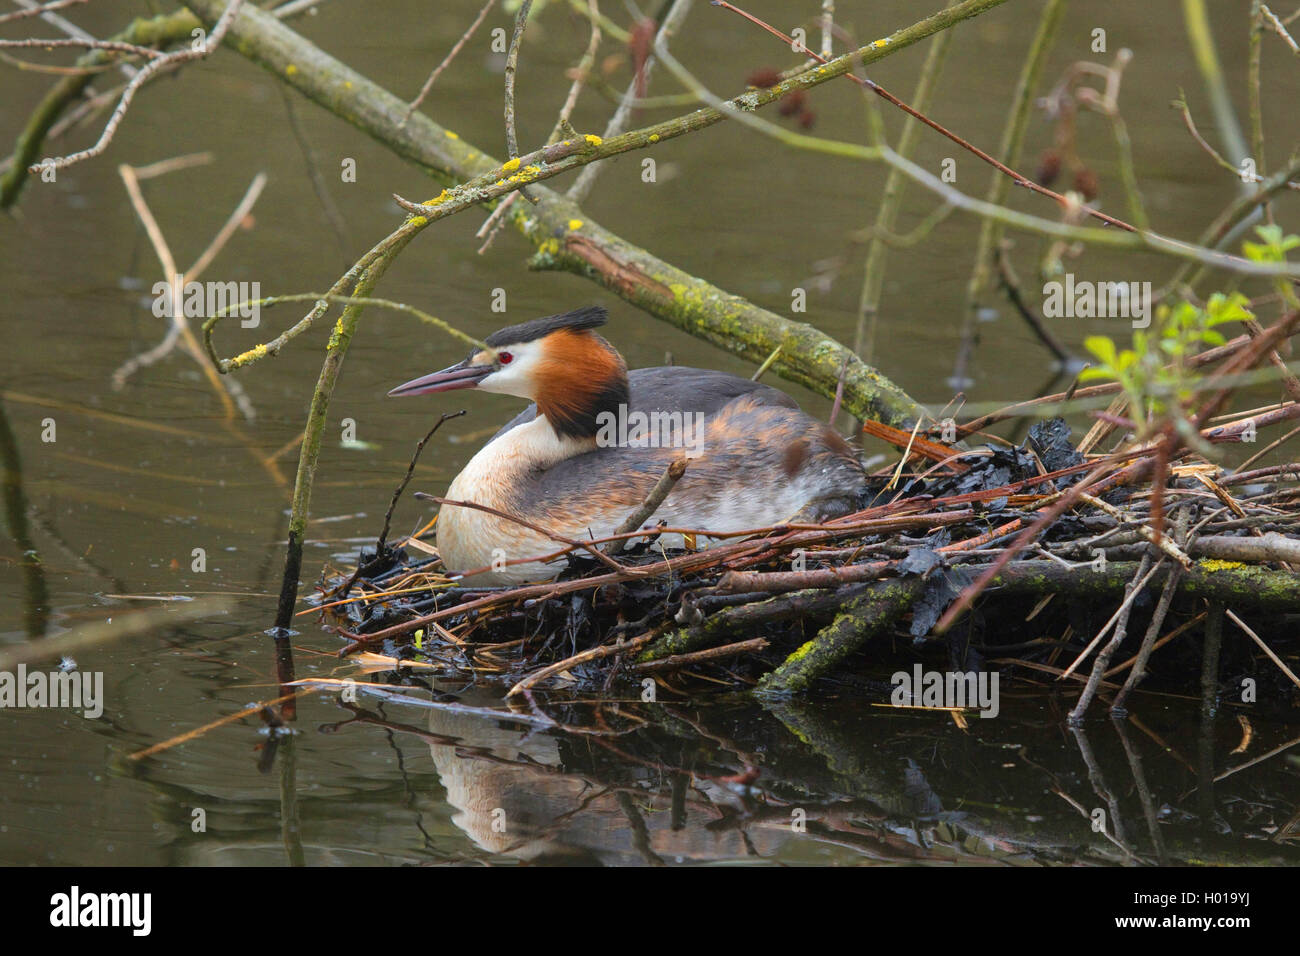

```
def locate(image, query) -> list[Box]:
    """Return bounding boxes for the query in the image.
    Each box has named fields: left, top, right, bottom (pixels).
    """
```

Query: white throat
left=447, top=414, right=590, bottom=503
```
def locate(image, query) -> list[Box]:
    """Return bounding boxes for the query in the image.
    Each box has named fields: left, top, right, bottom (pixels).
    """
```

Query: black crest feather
left=484, top=306, right=608, bottom=347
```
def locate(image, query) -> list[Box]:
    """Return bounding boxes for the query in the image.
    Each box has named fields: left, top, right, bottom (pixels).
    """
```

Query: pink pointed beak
left=388, top=358, right=492, bottom=397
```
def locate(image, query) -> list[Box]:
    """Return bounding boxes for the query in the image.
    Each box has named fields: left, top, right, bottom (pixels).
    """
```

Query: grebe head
left=388, top=305, right=629, bottom=439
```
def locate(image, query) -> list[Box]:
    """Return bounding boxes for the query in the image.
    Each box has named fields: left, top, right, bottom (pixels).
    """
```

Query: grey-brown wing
left=523, top=391, right=864, bottom=520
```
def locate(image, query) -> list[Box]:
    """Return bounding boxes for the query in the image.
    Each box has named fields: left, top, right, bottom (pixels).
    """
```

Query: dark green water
left=1, top=0, right=1297, bottom=865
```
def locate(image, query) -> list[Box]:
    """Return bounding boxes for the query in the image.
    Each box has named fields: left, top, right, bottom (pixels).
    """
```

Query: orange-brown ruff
left=389, top=307, right=867, bottom=585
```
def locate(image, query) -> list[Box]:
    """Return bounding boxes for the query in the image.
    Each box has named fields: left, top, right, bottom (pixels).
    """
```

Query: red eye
left=498, top=351, right=513, bottom=365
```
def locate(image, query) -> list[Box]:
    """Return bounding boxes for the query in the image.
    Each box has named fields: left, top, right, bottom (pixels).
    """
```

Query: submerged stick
left=640, top=584, right=873, bottom=662
left=1112, top=566, right=1184, bottom=712
left=1226, top=609, right=1300, bottom=691
left=1069, top=554, right=1155, bottom=721
left=0, top=598, right=232, bottom=671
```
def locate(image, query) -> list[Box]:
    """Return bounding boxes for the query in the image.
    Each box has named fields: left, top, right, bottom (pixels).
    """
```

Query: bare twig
left=605, top=458, right=689, bottom=555
left=994, top=241, right=1073, bottom=364
left=401, top=0, right=496, bottom=127
left=1260, top=3, right=1300, bottom=53
left=0, top=0, right=89, bottom=27
left=1068, top=554, right=1155, bottom=719
left=1112, top=567, right=1184, bottom=711
left=479, top=0, right=601, bottom=253
left=9, top=0, right=135, bottom=79
left=1079, top=493, right=1194, bottom=568
left=1176, top=96, right=1299, bottom=189
left=712, top=0, right=1139, bottom=234
left=112, top=164, right=267, bottom=410
left=502, top=0, right=537, bottom=203
left=631, top=636, right=768, bottom=674
left=28, top=0, right=246, bottom=174
left=0, top=37, right=164, bottom=57
left=567, top=0, right=694, bottom=203
left=339, top=410, right=467, bottom=597
left=819, top=0, right=835, bottom=59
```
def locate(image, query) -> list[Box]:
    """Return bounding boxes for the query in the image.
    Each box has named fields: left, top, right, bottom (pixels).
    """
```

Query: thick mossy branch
left=177, top=0, right=1013, bottom=425
left=274, top=231, right=417, bottom=629
left=639, top=557, right=1299, bottom=695
left=638, top=583, right=874, bottom=662
left=525, top=198, right=926, bottom=426
left=756, top=578, right=925, bottom=695
left=990, top=559, right=1300, bottom=610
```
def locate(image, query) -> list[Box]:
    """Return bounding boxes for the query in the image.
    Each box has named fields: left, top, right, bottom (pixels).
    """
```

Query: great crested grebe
left=389, top=306, right=867, bottom=584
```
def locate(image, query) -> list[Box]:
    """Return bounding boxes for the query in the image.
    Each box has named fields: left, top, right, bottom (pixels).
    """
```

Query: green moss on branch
left=756, top=579, right=924, bottom=695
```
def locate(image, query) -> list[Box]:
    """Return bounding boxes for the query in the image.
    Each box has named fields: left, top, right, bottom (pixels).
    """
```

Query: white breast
left=436, top=417, right=592, bottom=584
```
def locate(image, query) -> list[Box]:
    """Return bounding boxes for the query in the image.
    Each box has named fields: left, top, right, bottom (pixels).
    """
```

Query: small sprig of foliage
left=1079, top=291, right=1253, bottom=441
left=1077, top=225, right=1299, bottom=445
left=1244, top=224, right=1300, bottom=312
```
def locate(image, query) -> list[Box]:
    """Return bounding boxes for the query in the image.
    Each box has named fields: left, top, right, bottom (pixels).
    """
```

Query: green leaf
left=1077, top=367, right=1112, bottom=382
left=1084, top=335, right=1117, bottom=367
left=1243, top=224, right=1300, bottom=263
left=1254, top=223, right=1285, bottom=246
left=1205, top=291, right=1254, bottom=325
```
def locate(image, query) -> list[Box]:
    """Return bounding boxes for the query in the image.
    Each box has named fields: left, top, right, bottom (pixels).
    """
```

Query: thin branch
left=480, top=0, right=602, bottom=253
left=9, top=0, right=135, bottom=79
left=994, top=241, right=1073, bottom=365
left=1068, top=554, right=1156, bottom=719
left=0, top=0, right=89, bottom=27
left=115, top=162, right=266, bottom=421
left=338, top=410, right=467, bottom=597
left=400, top=0, right=496, bottom=127
left=506, top=629, right=662, bottom=698
left=651, top=24, right=1300, bottom=280
left=503, top=0, right=536, bottom=203
left=966, top=0, right=1065, bottom=305
left=819, top=0, right=835, bottom=59
left=856, top=1, right=956, bottom=364
left=1182, top=0, right=1248, bottom=167
left=28, top=0, right=246, bottom=174
left=1176, top=95, right=1299, bottom=189
left=713, top=0, right=1139, bottom=234
left=548, top=0, right=602, bottom=143
left=605, top=458, right=688, bottom=555
left=0, top=37, right=164, bottom=57
left=1261, top=3, right=1300, bottom=52
left=185, top=170, right=267, bottom=280
left=567, top=0, right=693, bottom=203
left=202, top=291, right=482, bottom=372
